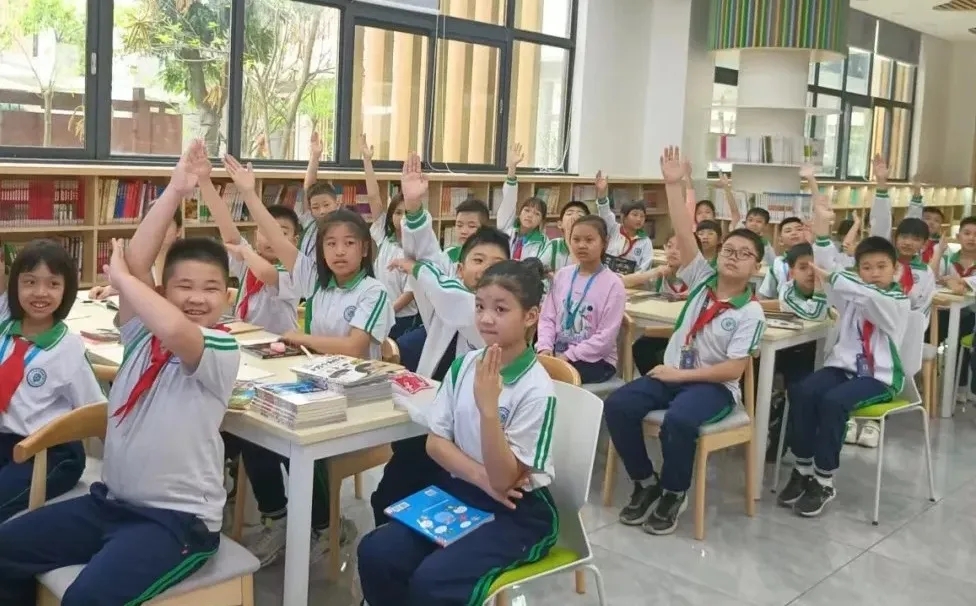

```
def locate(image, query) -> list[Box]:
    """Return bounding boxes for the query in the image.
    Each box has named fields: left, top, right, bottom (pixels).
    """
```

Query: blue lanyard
left=564, top=265, right=602, bottom=331
left=0, top=334, right=42, bottom=366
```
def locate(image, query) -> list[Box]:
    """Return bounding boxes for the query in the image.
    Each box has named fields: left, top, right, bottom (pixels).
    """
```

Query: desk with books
left=624, top=295, right=830, bottom=498
left=68, top=292, right=427, bottom=606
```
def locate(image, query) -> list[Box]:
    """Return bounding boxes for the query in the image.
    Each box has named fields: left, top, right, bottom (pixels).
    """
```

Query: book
left=605, top=255, right=637, bottom=275
left=242, top=341, right=305, bottom=359
left=292, top=354, right=400, bottom=404
left=253, top=381, right=348, bottom=428
left=764, top=311, right=804, bottom=330
left=385, top=486, right=495, bottom=547
left=391, top=371, right=436, bottom=395
left=81, top=328, right=120, bottom=343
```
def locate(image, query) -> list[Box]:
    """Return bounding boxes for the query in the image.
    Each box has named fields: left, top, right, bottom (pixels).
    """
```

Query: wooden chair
left=297, top=303, right=306, bottom=329
left=227, top=287, right=239, bottom=309
left=90, top=363, right=119, bottom=384
left=17, top=404, right=257, bottom=606
left=320, top=338, right=399, bottom=580
left=924, top=309, right=939, bottom=417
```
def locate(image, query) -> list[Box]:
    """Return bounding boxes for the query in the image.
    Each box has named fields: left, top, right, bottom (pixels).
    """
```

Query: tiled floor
left=253, top=409, right=976, bottom=605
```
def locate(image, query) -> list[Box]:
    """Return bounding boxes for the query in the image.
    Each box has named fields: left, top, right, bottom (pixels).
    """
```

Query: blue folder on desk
left=384, top=486, right=494, bottom=547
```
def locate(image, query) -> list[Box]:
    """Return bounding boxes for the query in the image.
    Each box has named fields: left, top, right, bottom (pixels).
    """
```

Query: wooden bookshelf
left=0, top=164, right=667, bottom=288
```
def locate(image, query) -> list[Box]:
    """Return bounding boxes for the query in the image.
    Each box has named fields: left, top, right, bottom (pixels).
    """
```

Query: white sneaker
left=857, top=421, right=881, bottom=448
left=844, top=420, right=859, bottom=445
left=247, top=516, right=288, bottom=567
left=310, top=518, right=359, bottom=566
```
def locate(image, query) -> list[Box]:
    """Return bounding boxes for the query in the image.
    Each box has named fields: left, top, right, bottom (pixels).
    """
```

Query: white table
left=626, top=297, right=828, bottom=497
left=935, top=291, right=976, bottom=418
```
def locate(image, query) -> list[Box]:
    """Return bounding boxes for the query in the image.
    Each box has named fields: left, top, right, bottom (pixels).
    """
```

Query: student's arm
left=661, top=147, right=699, bottom=268
left=870, top=155, right=893, bottom=240
left=842, top=212, right=862, bottom=256
left=780, top=282, right=829, bottom=320
left=823, top=269, right=910, bottom=338
left=757, top=269, right=778, bottom=299
left=289, top=282, right=391, bottom=358
left=224, top=154, right=301, bottom=273
left=659, top=309, right=764, bottom=384
left=635, top=243, right=654, bottom=272
left=911, top=268, right=937, bottom=320
left=397, top=153, right=453, bottom=271
left=198, top=177, right=242, bottom=245
left=119, top=141, right=206, bottom=326
left=720, top=173, right=740, bottom=228
left=225, top=242, right=280, bottom=286
left=293, top=133, right=323, bottom=231
left=907, top=175, right=923, bottom=220
left=534, top=282, right=558, bottom=355
left=496, top=144, right=523, bottom=234
left=594, top=171, right=620, bottom=235
left=392, top=291, right=415, bottom=314
left=563, top=276, right=626, bottom=362
left=400, top=259, right=476, bottom=329
left=622, top=266, right=665, bottom=289
left=361, top=134, right=385, bottom=220
left=475, top=346, right=526, bottom=492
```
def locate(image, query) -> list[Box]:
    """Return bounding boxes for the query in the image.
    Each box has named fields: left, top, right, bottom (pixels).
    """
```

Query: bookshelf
left=0, top=164, right=668, bottom=288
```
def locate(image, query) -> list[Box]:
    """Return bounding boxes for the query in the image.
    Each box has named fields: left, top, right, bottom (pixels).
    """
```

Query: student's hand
left=309, top=131, right=323, bottom=160
left=799, top=164, right=816, bottom=182
left=556, top=353, right=569, bottom=362
left=399, top=152, right=429, bottom=210
left=104, top=238, right=131, bottom=287
left=594, top=170, right=609, bottom=198
left=537, top=349, right=554, bottom=357
left=506, top=143, right=525, bottom=171
left=872, top=154, right=889, bottom=185
left=281, top=331, right=309, bottom=347
left=802, top=221, right=814, bottom=244
left=360, top=133, right=374, bottom=161
left=88, top=285, right=114, bottom=300
left=170, top=139, right=208, bottom=196
left=811, top=264, right=831, bottom=282
left=473, top=344, right=503, bottom=415
left=681, top=158, right=693, bottom=183
left=718, top=172, right=731, bottom=189
left=648, top=365, right=686, bottom=382
left=387, top=258, right=416, bottom=275
left=659, top=146, right=684, bottom=185
left=946, top=276, right=969, bottom=296
left=911, top=173, right=922, bottom=196
left=474, top=468, right=525, bottom=510
left=223, top=154, right=257, bottom=194
left=225, top=242, right=247, bottom=262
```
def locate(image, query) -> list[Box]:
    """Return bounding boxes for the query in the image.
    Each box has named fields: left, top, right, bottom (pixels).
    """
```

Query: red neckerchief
left=0, top=337, right=30, bottom=414
left=237, top=269, right=263, bottom=320
left=898, top=259, right=915, bottom=295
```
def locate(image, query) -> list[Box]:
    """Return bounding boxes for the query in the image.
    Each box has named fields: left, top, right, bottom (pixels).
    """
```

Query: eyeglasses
left=719, top=246, right=757, bottom=261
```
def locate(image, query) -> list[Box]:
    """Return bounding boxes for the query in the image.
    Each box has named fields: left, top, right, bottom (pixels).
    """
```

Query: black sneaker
left=642, top=490, right=687, bottom=535
left=618, top=478, right=662, bottom=525
left=794, top=479, right=836, bottom=517
left=776, top=470, right=812, bottom=507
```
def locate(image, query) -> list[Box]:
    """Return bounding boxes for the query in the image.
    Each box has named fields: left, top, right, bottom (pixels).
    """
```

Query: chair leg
left=919, top=408, right=937, bottom=503
left=231, top=457, right=248, bottom=542
left=574, top=569, right=586, bottom=594
left=872, top=417, right=886, bottom=526
left=744, top=440, right=757, bottom=517
left=584, top=563, right=609, bottom=606
left=602, top=440, right=618, bottom=507
left=771, top=397, right=791, bottom=493
left=241, top=574, right=255, bottom=606
left=354, top=473, right=364, bottom=500
left=693, top=446, right=708, bottom=541
left=327, top=471, right=343, bottom=581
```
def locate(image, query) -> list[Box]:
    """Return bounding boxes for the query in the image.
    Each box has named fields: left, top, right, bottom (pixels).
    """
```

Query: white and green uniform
left=294, top=189, right=319, bottom=259
left=596, top=197, right=653, bottom=272
left=103, top=319, right=240, bottom=531
left=870, top=188, right=923, bottom=241
left=820, top=270, right=909, bottom=393
left=0, top=295, right=103, bottom=437
left=897, top=256, right=936, bottom=319
left=540, top=237, right=573, bottom=273
left=663, top=254, right=766, bottom=405
left=229, top=241, right=300, bottom=336
left=936, top=250, right=976, bottom=291
left=408, top=260, right=483, bottom=378
left=402, top=209, right=458, bottom=277
left=757, top=254, right=790, bottom=299
left=497, top=177, right=547, bottom=261
left=427, top=347, right=556, bottom=489
left=289, top=254, right=394, bottom=360
left=651, top=273, right=688, bottom=298
left=779, top=282, right=829, bottom=321
left=370, top=212, right=418, bottom=319
left=444, top=245, right=463, bottom=265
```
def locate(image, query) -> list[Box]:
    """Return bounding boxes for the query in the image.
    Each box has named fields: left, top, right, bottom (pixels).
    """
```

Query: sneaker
left=310, top=518, right=359, bottom=566
left=642, top=490, right=688, bottom=535
left=844, top=420, right=859, bottom=445
left=618, top=478, right=662, bottom=526
left=793, top=480, right=836, bottom=517
left=857, top=420, right=881, bottom=448
left=247, top=516, right=288, bottom=567
left=776, top=469, right=812, bottom=507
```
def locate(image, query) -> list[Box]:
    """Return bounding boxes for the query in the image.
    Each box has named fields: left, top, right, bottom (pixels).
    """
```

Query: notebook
left=604, top=255, right=637, bottom=275
left=242, top=341, right=304, bottom=359
left=385, top=486, right=494, bottom=547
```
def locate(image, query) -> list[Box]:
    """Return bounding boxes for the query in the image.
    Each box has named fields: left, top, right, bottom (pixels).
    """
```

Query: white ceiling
left=853, top=0, right=976, bottom=41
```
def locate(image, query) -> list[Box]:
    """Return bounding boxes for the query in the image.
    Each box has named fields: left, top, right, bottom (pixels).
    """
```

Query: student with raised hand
left=358, top=260, right=558, bottom=606
left=497, top=143, right=548, bottom=261
left=540, top=200, right=590, bottom=274
left=604, top=145, right=766, bottom=536
left=296, top=131, right=342, bottom=258
left=88, top=208, right=183, bottom=300
left=0, top=141, right=241, bottom=605
left=776, top=194, right=910, bottom=516
left=596, top=170, right=654, bottom=273
left=197, top=165, right=301, bottom=336
left=757, top=216, right=809, bottom=299
left=358, top=135, right=419, bottom=339
left=0, top=240, right=103, bottom=523
left=536, top=214, right=626, bottom=384
left=224, top=153, right=391, bottom=566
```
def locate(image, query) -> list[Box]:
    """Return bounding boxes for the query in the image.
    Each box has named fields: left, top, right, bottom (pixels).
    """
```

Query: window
left=845, top=49, right=871, bottom=95
left=812, top=95, right=841, bottom=177
left=818, top=59, right=844, bottom=90
left=432, top=39, right=500, bottom=165
left=893, top=62, right=915, bottom=103
left=350, top=26, right=429, bottom=162
left=871, top=55, right=893, bottom=99
left=241, top=1, right=340, bottom=162
left=870, top=106, right=888, bottom=178
left=441, top=0, right=506, bottom=25
left=889, top=107, right=911, bottom=180
left=513, top=0, right=572, bottom=38
left=509, top=41, right=569, bottom=169
left=847, top=106, right=873, bottom=179
left=0, top=0, right=88, bottom=148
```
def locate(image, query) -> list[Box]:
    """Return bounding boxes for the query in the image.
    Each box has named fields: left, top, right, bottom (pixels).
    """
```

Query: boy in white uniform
left=596, top=171, right=654, bottom=273
left=0, top=141, right=241, bottom=605
left=297, top=131, right=342, bottom=258
left=0, top=240, right=104, bottom=522
left=605, top=146, right=766, bottom=535
left=757, top=216, right=808, bottom=299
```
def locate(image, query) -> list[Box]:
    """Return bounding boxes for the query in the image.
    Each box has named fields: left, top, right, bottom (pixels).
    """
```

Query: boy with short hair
left=719, top=174, right=775, bottom=267
left=757, top=216, right=807, bottom=299
left=604, top=146, right=766, bottom=535
left=776, top=193, right=910, bottom=517
left=0, top=141, right=241, bottom=604
left=447, top=198, right=493, bottom=265
left=541, top=200, right=590, bottom=273
left=596, top=171, right=654, bottom=273
left=297, top=131, right=342, bottom=258
left=921, top=206, right=944, bottom=263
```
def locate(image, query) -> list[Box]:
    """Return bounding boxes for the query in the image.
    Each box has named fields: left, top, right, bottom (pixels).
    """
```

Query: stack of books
left=252, top=381, right=348, bottom=429
left=291, top=355, right=400, bottom=404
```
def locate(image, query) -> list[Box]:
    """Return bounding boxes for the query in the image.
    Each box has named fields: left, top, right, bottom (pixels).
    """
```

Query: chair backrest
left=537, top=354, right=581, bottom=386
left=382, top=338, right=401, bottom=364
left=896, top=310, right=925, bottom=405
left=91, top=363, right=119, bottom=383
left=550, top=381, right=603, bottom=512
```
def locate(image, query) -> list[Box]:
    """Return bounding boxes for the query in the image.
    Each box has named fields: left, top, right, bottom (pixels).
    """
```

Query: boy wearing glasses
left=603, top=146, right=766, bottom=535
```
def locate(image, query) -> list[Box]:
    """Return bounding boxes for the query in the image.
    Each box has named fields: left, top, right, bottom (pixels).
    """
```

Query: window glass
left=440, top=0, right=505, bottom=25
left=889, top=108, right=910, bottom=180
left=871, top=55, right=893, bottom=99
left=845, top=48, right=871, bottom=95
left=513, top=0, right=571, bottom=38
left=813, top=95, right=841, bottom=177
left=818, top=58, right=844, bottom=90
left=509, top=41, right=569, bottom=169
left=847, top=105, right=873, bottom=179
left=432, top=38, right=500, bottom=164
left=893, top=62, right=915, bottom=103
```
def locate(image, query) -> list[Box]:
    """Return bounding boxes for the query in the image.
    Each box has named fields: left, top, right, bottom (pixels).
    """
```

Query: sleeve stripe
left=364, top=290, right=388, bottom=334
left=833, top=271, right=908, bottom=299
left=122, top=329, right=152, bottom=367
left=747, top=321, right=765, bottom=353
left=532, top=396, right=557, bottom=469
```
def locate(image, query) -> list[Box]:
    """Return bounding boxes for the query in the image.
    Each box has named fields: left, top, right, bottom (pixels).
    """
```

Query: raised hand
left=387, top=257, right=416, bottom=275
left=507, top=143, right=525, bottom=171
left=225, top=242, right=246, bottom=262
left=170, top=139, right=208, bottom=196
left=222, top=154, right=256, bottom=193
left=105, top=238, right=130, bottom=287
left=799, top=164, right=816, bottom=181
left=718, top=172, right=731, bottom=188
left=360, top=133, right=374, bottom=161
left=660, top=146, right=684, bottom=185
left=872, top=154, right=889, bottom=184
left=399, top=152, right=429, bottom=209
left=473, top=344, right=503, bottom=415
left=309, top=131, right=323, bottom=159
left=594, top=170, right=609, bottom=198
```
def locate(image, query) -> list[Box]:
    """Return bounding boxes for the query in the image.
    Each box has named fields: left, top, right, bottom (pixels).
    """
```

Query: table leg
left=752, top=344, right=777, bottom=497
left=940, top=304, right=962, bottom=418
left=282, top=450, right=314, bottom=606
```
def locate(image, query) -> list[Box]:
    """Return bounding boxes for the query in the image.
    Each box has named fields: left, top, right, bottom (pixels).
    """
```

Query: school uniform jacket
left=370, top=212, right=418, bottom=318
left=428, top=347, right=556, bottom=490
left=294, top=189, right=320, bottom=259
left=229, top=241, right=300, bottom=336
left=407, top=260, right=483, bottom=379
left=596, top=197, right=653, bottom=272
left=652, top=273, right=689, bottom=298
left=540, top=237, right=573, bottom=274
left=0, top=295, right=103, bottom=437
left=757, top=255, right=790, bottom=299
left=936, top=250, right=976, bottom=292
left=288, top=255, right=395, bottom=360
left=402, top=209, right=458, bottom=278
left=663, top=254, right=766, bottom=405
left=103, top=318, right=240, bottom=531
left=497, top=177, right=547, bottom=261
left=870, top=189, right=922, bottom=241
left=778, top=282, right=829, bottom=321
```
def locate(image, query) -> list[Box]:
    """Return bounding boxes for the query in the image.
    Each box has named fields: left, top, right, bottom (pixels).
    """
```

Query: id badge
left=554, top=341, right=569, bottom=354
left=679, top=347, right=698, bottom=370
left=855, top=354, right=872, bottom=378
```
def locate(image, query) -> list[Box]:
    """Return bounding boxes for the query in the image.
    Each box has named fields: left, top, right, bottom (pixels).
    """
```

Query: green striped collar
left=2, top=319, right=67, bottom=350
left=551, top=238, right=570, bottom=255
left=948, top=250, right=976, bottom=267
left=446, top=246, right=462, bottom=263
left=499, top=346, right=537, bottom=385
left=704, top=276, right=753, bottom=309
left=327, top=269, right=367, bottom=290
left=900, top=255, right=927, bottom=270
left=514, top=227, right=546, bottom=243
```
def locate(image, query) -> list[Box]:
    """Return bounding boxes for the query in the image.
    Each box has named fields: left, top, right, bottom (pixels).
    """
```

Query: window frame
left=0, top=0, right=578, bottom=173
